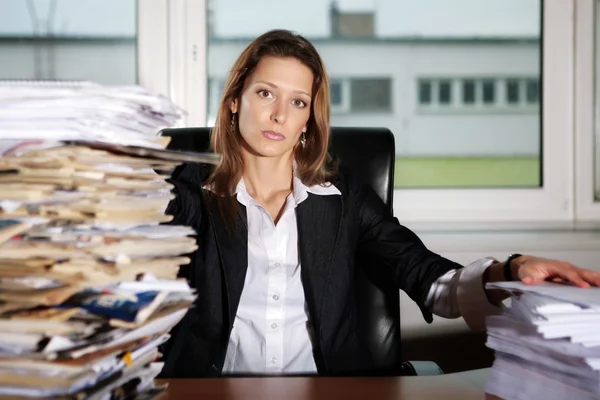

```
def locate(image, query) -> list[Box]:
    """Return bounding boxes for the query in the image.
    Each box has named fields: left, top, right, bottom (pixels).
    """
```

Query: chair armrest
left=402, top=361, right=444, bottom=376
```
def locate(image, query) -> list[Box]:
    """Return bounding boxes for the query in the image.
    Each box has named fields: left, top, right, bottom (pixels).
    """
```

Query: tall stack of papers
left=0, top=81, right=217, bottom=398
left=484, top=281, right=600, bottom=400
left=0, top=80, right=183, bottom=148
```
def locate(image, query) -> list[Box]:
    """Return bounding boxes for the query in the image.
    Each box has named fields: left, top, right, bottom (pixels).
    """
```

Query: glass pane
left=482, top=80, right=495, bottom=104
left=506, top=79, right=520, bottom=104
left=526, top=79, right=539, bottom=104
left=418, top=80, right=432, bottom=104
left=350, top=78, right=391, bottom=111
left=0, top=0, right=137, bottom=85
left=462, top=79, right=476, bottom=104
left=438, top=80, right=452, bottom=105
left=330, top=79, right=343, bottom=106
left=207, top=0, right=542, bottom=189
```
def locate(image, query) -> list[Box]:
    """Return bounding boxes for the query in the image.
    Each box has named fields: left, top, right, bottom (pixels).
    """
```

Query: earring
left=230, top=113, right=236, bottom=130
left=300, top=132, right=307, bottom=149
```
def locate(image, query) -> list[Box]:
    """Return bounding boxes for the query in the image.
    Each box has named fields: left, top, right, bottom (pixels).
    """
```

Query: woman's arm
left=483, top=255, right=600, bottom=304
left=355, top=184, right=463, bottom=319
left=356, top=183, right=600, bottom=330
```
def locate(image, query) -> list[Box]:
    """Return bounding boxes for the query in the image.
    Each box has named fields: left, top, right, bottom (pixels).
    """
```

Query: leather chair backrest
left=161, top=126, right=401, bottom=373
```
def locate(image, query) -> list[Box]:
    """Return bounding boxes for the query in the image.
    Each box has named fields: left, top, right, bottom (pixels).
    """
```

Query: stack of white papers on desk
left=0, top=80, right=184, bottom=148
left=0, top=81, right=218, bottom=399
left=484, top=281, right=600, bottom=400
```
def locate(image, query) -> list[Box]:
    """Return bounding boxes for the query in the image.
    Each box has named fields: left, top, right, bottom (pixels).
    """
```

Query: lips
left=261, top=130, right=286, bottom=141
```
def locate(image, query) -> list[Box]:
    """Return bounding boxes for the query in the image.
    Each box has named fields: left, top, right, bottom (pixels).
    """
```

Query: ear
left=229, top=99, right=238, bottom=114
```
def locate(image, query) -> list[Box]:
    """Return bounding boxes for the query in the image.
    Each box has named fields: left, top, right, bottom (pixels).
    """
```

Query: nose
left=270, top=100, right=287, bottom=124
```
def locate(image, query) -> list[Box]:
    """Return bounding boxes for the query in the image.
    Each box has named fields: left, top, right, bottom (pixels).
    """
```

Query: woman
left=159, top=29, right=600, bottom=378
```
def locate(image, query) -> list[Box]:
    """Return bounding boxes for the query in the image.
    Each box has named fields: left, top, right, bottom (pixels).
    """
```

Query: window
left=194, top=0, right=579, bottom=225
left=419, top=80, right=432, bottom=104
left=526, top=79, right=540, bottom=104
left=5, top=0, right=587, bottom=227
left=462, top=79, right=476, bottom=104
left=424, top=77, right=539, bottom=109
left=7, top=0, right=588, bottom=228
left=573, top=0, right=600, bottom=219
left=330, top=79, right=343, bottom=106
left=329, top=78, right=350, bottom=114
left=438, top=80, right=452, bottom=105
left=482, top=80, right=496, bottom=104
left=506, top=79, right=520, bottom=104
left=349, top=78, right=392, bottom=112
left=0, top=0, right=137, bottom=85
left=205, top=1, right=543, bottom=195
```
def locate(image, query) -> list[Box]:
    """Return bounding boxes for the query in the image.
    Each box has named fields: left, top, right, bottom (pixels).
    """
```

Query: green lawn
left=394, top=156, right=540, bottom=188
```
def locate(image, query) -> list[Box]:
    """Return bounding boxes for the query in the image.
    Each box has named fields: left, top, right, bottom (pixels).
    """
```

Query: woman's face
left=231, top=56, right=313, bottom=159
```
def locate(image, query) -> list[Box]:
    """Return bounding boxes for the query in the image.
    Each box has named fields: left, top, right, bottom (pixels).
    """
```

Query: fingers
left=560, top=263, right=600, bottom=287
left=579, top=269, right=600, bottom=287
left=521, top=262, right=594, bottom=288
left=555, top=266, right=590, bottom=288
left=518, top=258, right=600, bottom=288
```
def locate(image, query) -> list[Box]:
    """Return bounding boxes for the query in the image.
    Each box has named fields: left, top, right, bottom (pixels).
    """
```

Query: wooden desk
left=156, top=368, right=490, bottom=399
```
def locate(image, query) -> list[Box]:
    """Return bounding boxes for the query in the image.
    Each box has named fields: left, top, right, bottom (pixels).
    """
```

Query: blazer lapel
left=207, top=197, right=248, bottom=330
left=296, top=193, right=343, bottom=330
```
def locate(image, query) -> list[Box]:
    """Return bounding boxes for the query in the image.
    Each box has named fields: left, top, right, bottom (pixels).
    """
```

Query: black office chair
left=161, top=126, right=442, bottom=376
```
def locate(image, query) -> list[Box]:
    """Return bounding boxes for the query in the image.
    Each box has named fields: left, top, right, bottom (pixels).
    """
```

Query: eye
left=257, top=89, right=273, bottom=99
left=292, top=99, right=307, bottom=108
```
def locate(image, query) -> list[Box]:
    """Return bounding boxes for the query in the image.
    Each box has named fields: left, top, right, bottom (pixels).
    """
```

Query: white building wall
left=210, top=0, right=540, bottom=39
left=0, top=41, right=136, bottom=85
left=0, top=38, right=539, bottom=157
left=208, top=40, right=540, bottom=156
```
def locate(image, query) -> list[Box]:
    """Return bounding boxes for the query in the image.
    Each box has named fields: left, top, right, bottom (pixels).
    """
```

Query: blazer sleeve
left=355, top=184, right=464, bottom=323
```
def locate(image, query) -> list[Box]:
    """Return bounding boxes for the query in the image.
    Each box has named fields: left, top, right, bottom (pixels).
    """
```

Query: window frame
left=138, top=0, right=207, bottom=127
left=574, top=0, right=600, bottom=221
left=140, top=0, right=596, bottom=228
left=138, top=0, right=169, bottom=113
left=397, top=0, right=573, bottom=227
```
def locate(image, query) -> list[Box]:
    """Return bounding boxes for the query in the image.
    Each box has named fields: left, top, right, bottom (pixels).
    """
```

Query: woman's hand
left=483, top=255, right=600, bottom=304
left=513, top=255, right=600, bottom=288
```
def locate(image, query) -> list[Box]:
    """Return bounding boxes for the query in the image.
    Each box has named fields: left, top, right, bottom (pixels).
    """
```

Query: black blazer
left=158, top=163, right=462, bottom=378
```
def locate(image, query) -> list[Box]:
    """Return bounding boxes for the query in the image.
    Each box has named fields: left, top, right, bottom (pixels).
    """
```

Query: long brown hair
left=205, top=29, right=337, bottom=225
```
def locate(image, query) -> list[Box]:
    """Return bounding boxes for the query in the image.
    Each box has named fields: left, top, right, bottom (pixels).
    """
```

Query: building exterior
left=0, top=0, right=543, bottom=185
left=207, top=38, right=540, bottom=157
